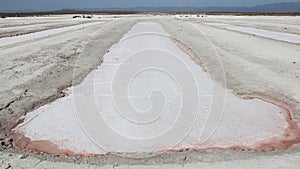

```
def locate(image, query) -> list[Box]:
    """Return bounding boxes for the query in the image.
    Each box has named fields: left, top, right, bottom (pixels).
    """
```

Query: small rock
left=20, top=154, right=28, bottom=159
left=5, top=163, right=12, bottom=169
left=4, top=138, right=12, bottom=145
left=0, top=134, right=5, bottom=140
left=113, top=162, right=119, bottom=168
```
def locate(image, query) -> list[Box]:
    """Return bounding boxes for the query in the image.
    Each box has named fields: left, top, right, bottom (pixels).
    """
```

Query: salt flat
left=206, top=22, right=300, bottom=44
left=11, top=22, right=293, bottom=156
left=0, top=22, right=103, bottom=47
left=0, top=14, right=300, bottom=168
left=0, top=15, right=112, bottom=38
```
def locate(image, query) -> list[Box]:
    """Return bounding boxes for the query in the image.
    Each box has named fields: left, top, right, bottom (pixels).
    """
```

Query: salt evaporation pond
left=10, top=22, right=299, bottom=156
left=0, top=22, right=102, bottom=47
left=206, top=23, right=300, bottom=44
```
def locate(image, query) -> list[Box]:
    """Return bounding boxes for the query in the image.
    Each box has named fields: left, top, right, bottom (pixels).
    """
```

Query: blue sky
left=0, top=0, right=299, bottom=11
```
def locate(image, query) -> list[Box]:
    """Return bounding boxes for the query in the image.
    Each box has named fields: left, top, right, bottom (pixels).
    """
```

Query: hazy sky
left=0, top=0, right=299, bottom=11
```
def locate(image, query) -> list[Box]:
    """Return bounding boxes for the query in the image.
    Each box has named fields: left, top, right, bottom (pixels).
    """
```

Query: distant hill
left=1, top=1, right=300, bottom=13
left=200, top=1, right=300, bottom=13
left=248, top=1, right=300, bottom=12
left=104, top=1, right=300, bottom=13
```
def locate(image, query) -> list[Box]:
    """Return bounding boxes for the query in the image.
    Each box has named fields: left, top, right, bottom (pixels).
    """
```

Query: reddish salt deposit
left=10, top=22, right=300, bottom=156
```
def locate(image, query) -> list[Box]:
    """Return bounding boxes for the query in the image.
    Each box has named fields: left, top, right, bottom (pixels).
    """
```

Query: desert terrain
left=0, top=14, right=300, bottom=168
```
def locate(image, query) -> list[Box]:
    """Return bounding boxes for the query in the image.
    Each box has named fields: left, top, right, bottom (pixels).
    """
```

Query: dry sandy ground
left=173, top=15, right=300, bottom=35
left=0, top=14, right=126, bottom=38
left=159, top=16, right=300, bottom=117
left=0, top=14, right=300, bottom=168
